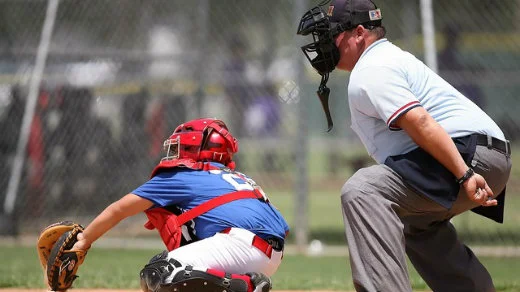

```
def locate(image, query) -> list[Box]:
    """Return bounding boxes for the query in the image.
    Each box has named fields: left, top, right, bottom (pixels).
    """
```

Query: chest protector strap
left=144, top=190, right=263, bottom=251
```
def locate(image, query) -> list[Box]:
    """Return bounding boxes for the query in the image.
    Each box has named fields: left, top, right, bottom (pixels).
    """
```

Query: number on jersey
left=211, top=169, right=270, bottom=202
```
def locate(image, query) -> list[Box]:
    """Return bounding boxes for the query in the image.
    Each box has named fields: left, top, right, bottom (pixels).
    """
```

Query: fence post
left=2, top=0, right=60, bottom=234
left=420, top=0, right=438, bottom=72
left=192, top=0, right=210, bottom=119
left=293, top=0, right=309, bottom=253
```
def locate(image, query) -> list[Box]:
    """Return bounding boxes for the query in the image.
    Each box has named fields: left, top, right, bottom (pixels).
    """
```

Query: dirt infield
left=0, top=290, right=310, bottom=292
left=0, top=290, right=314, bottom=292
left=0, top=290, right=338, bottom=292
left=0, top=290, right=361, bottom=292
left=0, top=290, right=435, bottom=292
left=0, top=290, right=136, bottom=292
left=0, top=290, right=140, bottom=292
left=0, top=289, right=433, bottom=292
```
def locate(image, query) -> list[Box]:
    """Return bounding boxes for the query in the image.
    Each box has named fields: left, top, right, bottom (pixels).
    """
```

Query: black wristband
left=456, top=168, right=474, bottom=185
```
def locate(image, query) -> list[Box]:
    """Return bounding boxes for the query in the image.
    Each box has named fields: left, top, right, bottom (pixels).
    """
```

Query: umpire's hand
left=462, top=173, right=497, bottom=207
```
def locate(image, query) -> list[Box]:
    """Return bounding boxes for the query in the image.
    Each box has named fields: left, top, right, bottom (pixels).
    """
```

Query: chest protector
left=144, top=190, right=263, bottom=251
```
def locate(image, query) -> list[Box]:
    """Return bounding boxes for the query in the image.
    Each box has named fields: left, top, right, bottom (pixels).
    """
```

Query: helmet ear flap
left=203, top=130, right=235, bottom=154
left=205, top=121, right=238, bottom=154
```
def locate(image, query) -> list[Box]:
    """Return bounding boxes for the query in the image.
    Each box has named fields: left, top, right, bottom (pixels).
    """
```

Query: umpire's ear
left=355, top=25, right=366, bottom=42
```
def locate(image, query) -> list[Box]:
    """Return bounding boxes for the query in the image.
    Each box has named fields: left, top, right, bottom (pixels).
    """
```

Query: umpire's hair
left=369, top=26, right=386, bottom=39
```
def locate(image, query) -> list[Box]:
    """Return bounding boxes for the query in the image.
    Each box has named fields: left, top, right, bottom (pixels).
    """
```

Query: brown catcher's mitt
left=37, top=221, right=87, bottom=291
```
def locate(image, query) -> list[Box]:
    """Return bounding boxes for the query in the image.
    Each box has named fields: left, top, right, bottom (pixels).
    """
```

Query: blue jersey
left=131, top=163, right=289, bottom=242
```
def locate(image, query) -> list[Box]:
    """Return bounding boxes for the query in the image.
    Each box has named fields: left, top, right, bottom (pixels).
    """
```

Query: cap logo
left=369, top=9, right=382, bottom=21
left=327, top=5, right=334, bottom=16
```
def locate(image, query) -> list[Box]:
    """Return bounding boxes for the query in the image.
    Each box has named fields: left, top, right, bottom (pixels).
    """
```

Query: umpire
left=297, top=0, right=512, bottom=291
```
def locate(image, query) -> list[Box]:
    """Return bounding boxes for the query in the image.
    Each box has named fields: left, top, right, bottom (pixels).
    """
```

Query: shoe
left=246, top=272, right=272, bottom=292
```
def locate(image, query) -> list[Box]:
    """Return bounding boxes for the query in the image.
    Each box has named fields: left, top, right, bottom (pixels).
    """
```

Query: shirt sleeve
left=354, top=65, right=421, bottom=130
left=131, top=172, right=193, bottom=207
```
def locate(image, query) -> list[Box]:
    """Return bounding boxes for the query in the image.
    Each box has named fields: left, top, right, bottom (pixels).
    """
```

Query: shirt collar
left=358, top=38, right=388, bottom=62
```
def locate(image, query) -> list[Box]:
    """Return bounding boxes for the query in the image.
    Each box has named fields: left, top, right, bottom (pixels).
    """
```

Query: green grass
left=1, top=246, right=520, bottom=291
left=0, top=247, right=150, bottom=289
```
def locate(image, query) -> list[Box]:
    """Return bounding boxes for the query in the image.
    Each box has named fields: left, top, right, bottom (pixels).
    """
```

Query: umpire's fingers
left=481, top=179, right=497, bottom=207
left=472, top=187, right=488, bottom=205
left=471, top=173, right=496, bottom=205
left=477, top=188, right=498, bottom=207
left=473, top=173, right=494, bottom=195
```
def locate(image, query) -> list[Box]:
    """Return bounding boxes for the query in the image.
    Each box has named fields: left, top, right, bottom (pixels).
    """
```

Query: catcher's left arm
left=37, top=221, right=88, bottom=291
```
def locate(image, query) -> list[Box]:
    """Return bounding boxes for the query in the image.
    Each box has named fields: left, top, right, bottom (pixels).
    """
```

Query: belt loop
left=506, top=140, right=510, bottom=156
left=487, top=135, right=493, bottom=149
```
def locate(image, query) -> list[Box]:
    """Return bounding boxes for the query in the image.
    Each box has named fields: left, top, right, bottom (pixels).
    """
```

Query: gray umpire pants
left=341, top=145, right=512, bottom=292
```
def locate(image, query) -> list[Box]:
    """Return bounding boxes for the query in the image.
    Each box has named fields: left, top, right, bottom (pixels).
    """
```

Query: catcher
left=37, top=118, right=289, bottom=292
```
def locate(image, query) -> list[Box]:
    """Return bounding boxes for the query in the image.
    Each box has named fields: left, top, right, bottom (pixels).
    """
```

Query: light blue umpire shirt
left=347, top=38, right=504, bottom=164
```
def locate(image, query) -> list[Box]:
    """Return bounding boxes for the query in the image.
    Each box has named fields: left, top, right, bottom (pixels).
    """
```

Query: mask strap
left=317, top=73, right=334, bottom=132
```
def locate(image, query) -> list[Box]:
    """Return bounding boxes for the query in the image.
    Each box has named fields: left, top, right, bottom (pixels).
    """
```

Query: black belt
left=475, top=134, right=511, bottom=155
left=266, top=237, right=284, bottom=252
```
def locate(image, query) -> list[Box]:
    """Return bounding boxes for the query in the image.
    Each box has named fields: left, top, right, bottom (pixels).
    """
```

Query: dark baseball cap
left=326, top=0, right=382, bottom=34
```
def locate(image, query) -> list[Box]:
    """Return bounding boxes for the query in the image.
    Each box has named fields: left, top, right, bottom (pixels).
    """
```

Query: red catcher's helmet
left=151, top=118, right=238, bottom=176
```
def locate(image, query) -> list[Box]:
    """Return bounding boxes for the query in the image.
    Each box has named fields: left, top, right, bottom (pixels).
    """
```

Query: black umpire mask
left=297, top=2, right=340, bottom=132
left=297, top=5, right=341, bottom=76
left=297, top=0, right=382, bottom=132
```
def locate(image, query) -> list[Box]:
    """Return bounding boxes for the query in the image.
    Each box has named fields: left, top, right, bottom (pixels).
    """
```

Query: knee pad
left=140, top=250, right=183, bottom=292
left=162, top=267, right=249, bottom=292
left=139, top=250, right=249, bottom=292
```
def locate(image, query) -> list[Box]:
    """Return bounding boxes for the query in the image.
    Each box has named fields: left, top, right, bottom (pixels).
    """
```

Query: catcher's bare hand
left=72, top=232, right=91, bottom=251
left=462, top=172, right=496, bottom=207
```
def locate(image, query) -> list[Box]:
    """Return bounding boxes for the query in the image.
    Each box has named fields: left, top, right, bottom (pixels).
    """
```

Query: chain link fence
left=0, top=0, right=519, bottom=246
